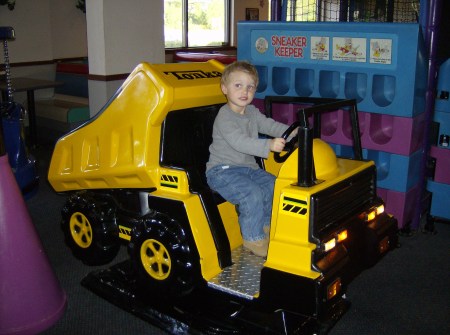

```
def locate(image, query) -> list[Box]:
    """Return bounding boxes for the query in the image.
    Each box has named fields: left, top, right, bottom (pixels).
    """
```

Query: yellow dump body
left=48, top=61, right=226, bottom=192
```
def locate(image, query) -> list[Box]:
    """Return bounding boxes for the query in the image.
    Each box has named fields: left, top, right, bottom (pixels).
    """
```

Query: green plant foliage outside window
left=164, top=0, right=227, bottom=48
left=76, top=0, right=86, bottom=13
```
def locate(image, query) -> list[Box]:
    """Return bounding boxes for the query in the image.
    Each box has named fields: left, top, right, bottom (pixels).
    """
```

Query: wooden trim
left=87, top=73, right=129, bottom=81
left=1, top=57, right=86, bottom=69
left=54, top=57, right=87, bottom=63
left=0, top=58, right=128, bottom=81
left=165, top=46, right=237, bottom=56
left=1, top=59, right=55, bottom=68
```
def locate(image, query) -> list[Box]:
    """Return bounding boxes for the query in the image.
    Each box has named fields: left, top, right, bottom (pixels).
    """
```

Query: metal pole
left=339, top=0, right=349, bottom=22
left=413, top=0, right=442, bottom=231
left=386, top=0, right=394, bottom=22
left=281, top=0, right=287, bottom=21
left=297, top=112, right=315, bottom=187
left=0, top=117, right=5, bottom=156
left=271, top=0, right=282, bottom=21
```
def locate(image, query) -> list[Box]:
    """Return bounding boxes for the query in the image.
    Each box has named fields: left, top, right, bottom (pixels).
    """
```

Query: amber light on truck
left=337, top=229, right=348, bottom=242
left=327, top=278, right=342, bottom=300
left=363, top=204, right=385, bottom=222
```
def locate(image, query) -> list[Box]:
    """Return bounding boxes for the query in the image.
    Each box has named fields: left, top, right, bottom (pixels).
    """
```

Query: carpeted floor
left=23, top=141, right=450, bottom=335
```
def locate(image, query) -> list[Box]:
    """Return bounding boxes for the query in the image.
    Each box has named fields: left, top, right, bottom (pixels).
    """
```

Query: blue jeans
left=206, top=165, right=275, bottom=241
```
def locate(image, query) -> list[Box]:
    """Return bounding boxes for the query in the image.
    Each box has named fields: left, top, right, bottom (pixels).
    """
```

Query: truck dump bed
left=48, top=61, right=226, bottom=192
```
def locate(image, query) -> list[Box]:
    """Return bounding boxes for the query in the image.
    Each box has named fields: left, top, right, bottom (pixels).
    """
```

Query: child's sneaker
left=243, top=238, right=268, bottom=257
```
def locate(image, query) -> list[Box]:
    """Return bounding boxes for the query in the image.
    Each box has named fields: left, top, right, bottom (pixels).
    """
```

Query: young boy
left=206, top=61, right=291, bottom=257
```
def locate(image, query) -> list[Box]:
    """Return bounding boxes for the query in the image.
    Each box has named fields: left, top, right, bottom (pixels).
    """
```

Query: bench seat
left=35, top=94, right=89, bottom=134
left=34, top=61, right=90, bottom=138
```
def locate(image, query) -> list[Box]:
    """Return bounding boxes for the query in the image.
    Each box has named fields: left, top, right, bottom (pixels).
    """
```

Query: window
left=164, top=0, right=230, bottom=48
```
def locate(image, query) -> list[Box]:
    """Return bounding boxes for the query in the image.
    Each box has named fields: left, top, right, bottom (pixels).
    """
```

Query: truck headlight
left=324, top=238, right=336, bottom=252
left=376, top=204, right=385, bottom=215
left=323, top=229, right=347, bottom=252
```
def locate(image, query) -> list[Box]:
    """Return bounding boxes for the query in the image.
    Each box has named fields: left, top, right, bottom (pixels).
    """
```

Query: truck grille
left=310, top=166, right=376, bottom=241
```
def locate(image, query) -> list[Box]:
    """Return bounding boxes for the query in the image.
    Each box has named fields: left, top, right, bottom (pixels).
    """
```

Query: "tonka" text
left=164, top=70, right=222, bottom=80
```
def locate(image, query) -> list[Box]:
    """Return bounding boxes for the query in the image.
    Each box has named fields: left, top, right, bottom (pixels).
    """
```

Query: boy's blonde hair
left=221, top=61, right=259, bottom=87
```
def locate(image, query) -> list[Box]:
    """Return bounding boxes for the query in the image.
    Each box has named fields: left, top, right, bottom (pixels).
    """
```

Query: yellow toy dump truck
left=48, top=60, right=398, bottom=334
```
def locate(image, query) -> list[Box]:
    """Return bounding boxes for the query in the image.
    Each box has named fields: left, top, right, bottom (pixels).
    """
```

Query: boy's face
left=221, top=70, right=257, bottom=114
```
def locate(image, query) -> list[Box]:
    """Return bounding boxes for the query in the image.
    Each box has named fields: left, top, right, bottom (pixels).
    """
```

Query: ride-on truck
left=48, top=60, right=398, bottom=334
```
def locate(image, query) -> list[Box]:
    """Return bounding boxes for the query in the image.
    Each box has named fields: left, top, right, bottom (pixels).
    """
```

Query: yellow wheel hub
left=140, top=239, right=171, bottom=280
left=69, top=211, right=93, bottom=248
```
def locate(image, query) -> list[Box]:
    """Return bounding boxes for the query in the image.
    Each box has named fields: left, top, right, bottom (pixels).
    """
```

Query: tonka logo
left=164, top=70, right=222, bottom=80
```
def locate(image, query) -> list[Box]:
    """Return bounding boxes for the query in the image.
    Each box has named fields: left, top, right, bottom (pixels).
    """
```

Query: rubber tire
left=128, top=212, right=201, bottom=298
left=61, top=192, right=120, bottom=265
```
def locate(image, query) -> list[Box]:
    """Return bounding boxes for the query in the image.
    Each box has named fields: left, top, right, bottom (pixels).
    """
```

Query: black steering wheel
left=274, top=121, right=301, bottom=163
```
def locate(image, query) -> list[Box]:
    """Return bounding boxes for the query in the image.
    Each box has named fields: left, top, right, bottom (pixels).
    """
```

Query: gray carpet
left=23, top=142, right=450, bottom=335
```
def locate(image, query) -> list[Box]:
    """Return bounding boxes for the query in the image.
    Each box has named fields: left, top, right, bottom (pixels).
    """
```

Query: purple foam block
left=377, top=185, right=421, bottom=229
left=320, top=110, right=426, bottom=156
left=429, top=145, right=450, bottom=185
left=255, top=99, right=426, bottom=156
left=253, top=99, right=299, bottom=124
left=0, top=155, right=66, bottom=335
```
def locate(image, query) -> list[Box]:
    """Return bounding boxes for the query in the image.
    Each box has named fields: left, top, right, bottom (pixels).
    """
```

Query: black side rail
left=264, top=96, right=363, bottom=161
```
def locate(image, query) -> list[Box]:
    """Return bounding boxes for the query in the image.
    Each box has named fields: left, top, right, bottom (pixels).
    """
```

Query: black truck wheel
left=61, top=192, right=120, bottom=265
left=128, top=213, right=201, bottom=298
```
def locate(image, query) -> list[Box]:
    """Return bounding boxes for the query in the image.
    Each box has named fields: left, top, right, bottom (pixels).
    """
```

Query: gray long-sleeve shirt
left=206, top=104, right=289, bottom=172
